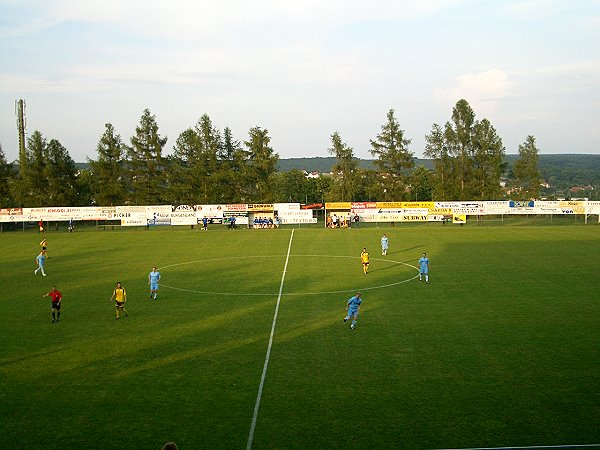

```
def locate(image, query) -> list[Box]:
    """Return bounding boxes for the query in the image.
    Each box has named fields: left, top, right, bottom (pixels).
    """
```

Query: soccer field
left=1, top=225, right=599, bottom=449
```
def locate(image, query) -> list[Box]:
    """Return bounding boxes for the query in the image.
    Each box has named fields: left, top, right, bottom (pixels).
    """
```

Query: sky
left=1, top=0, right=599, bottom=163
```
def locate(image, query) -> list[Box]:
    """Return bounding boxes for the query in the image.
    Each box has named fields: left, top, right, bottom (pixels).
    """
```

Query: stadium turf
left=1, top=223, right=599, bottom=449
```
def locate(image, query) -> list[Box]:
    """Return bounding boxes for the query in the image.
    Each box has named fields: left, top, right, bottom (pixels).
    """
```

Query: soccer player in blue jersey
left=34, top=250, right=47, bottom=276
left=418, top=252, right=429, bottom=283
left=343, top=292, right=362, bottom=330
left=148, top=267, right=161, bottom=300
left=381, top=233, right=389, bottom=256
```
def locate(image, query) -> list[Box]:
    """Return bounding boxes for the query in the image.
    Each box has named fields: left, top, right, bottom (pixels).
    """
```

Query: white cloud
left=434, top=69, right=513, bottom=114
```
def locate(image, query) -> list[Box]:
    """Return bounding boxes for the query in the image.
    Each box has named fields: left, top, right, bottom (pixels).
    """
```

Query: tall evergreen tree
left=170, top=114, right=231, bottom=205
left=369, top=109, right=414, bottom=200
left=513, top=135, right=540, bottom=199
left=127, top=109, right=168, bottom=205
left=170, top=128, right=203, bottom=205
left=89, top=123, right=127, bottom=206
left=471, top=119, right=506, bottom=200
left=424, top=123, right=451, bottom=200
left=220, top=127, right=250, bottom=203
left=445, top=99, right=476, bottom=199
left=426, top=99, right=506, bottom=201
left=17, top=131, right=48, bottom=206
left=196, top=114, right=224, bottom=203
left=44, top=139, right=78, bottom=206
left=244, top=127, right=278, bottom=202
left=328, top=131, right=357, bottom=202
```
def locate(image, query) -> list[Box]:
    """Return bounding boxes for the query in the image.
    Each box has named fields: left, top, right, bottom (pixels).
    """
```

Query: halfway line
left=246, top=228, right=295, bottom=450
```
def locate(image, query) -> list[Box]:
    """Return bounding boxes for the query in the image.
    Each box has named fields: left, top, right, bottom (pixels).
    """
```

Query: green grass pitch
left=1, top=224, right=599, bottom=449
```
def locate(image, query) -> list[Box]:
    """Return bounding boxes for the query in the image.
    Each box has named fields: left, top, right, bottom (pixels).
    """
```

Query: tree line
left=0, top=99, right=542, bottom=208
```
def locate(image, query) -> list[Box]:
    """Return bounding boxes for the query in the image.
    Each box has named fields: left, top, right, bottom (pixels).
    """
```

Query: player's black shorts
left=52, top=302, right=61, bottom=310
left=115, top=301, right=125, bottom=309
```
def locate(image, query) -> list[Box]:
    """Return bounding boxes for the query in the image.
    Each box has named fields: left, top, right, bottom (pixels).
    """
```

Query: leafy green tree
left=127, top=109, right=168, bottom=205
left=328, top=131, right=357, bottom=201
left=271, top=170, right=310, bottom=203
left=513, top=135, right=541, bottom=199
left=310, top=176, right=332, bottom=204
left=244, top=127, right=278, bottom=202
left=73, top=169, right=96, bottom=206
left=43, top=139, right=78, bottom=206
left=369, top=109, right=414, bottom=200
left=89, top=123, right=127, bottom=206
left=0, top=144, right=15, bottom=207
left=409, top=165, right=434, bottom=201
left=351, top=169, right=382, bottom=202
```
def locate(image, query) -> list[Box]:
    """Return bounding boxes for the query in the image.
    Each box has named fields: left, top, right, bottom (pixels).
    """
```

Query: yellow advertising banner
left=376, top=202, right=404, bottom=209
left=402, top=201, right=435, bottom=209
left=429, top=207, right=453, bottom=215
left=376, top=201, right=435, bottom=209
left=325, top=202, right=352, bottom=210
left=247, top=204, right=274, bottom=212
left=453, top=214, right=467, bottom=224
left=559, top=201, right=585, bottom=214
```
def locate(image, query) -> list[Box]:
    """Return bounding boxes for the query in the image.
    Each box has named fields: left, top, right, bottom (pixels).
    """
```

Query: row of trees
left=0, top=100, right=541, bottom=208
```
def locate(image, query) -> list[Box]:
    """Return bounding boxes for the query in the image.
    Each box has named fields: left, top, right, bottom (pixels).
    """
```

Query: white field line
left=246, top=228, right=295, bottom=450
left=158, top=256, right=419, bottom=296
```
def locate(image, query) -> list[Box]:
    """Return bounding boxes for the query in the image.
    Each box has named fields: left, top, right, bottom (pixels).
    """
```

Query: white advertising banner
left=170, top=205, right=197, bottom=225
left=121, top=213, right=147, bottom=226
left=0, top=208, right=24, bottom=222
left=146, top=205, right=172, bottom=226
left=274, top=203, right=300, bottom=212
left=278, top=209, right=316, bottom=224
left=586, top=201, right=600, bottom=215
left=196, top=204, right=225, bottom=218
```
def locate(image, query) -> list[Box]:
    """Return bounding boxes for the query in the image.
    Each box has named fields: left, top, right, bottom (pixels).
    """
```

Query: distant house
left=540, top=180, right=551, bottom=189
left=569, top=186, right=585, bottom=193
left=305, top=171, right=320, bottom=179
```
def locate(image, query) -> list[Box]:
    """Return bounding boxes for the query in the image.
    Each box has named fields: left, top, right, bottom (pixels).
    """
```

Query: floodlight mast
left=15, top=99, right=27, bottom=171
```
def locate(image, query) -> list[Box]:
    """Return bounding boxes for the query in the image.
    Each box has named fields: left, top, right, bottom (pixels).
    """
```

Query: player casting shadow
left=388, top=244, right=427, bottom=256
left=0, top=348, right=63, bottom=367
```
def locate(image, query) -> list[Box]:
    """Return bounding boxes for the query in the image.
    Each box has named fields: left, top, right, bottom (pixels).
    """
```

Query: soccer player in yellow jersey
left=109, top=281, right=128, bottom=319
left=360, top=247, right=370, bottom=274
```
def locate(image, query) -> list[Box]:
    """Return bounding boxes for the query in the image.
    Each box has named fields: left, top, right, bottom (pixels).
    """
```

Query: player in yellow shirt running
left=360, top=247, right=370, bottom=274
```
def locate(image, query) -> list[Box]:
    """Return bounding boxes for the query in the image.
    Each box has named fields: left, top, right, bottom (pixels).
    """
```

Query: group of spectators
left=326, top=213, right=360, bottom=228
left=252, top=216, right=280, bottom=229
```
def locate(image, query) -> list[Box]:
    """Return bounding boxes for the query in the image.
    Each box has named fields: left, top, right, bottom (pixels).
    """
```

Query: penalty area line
left=246, top=228, right=294, bottom=450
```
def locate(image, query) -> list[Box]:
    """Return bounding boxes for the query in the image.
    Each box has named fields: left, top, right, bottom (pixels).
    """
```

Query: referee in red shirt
left=44, top=286, right=63, bottom=323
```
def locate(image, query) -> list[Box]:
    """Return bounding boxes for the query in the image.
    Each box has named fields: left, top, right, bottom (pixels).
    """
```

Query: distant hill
left=276, top=154, right=600, bottom=184
left=276, top=157, right=434, bottom=172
